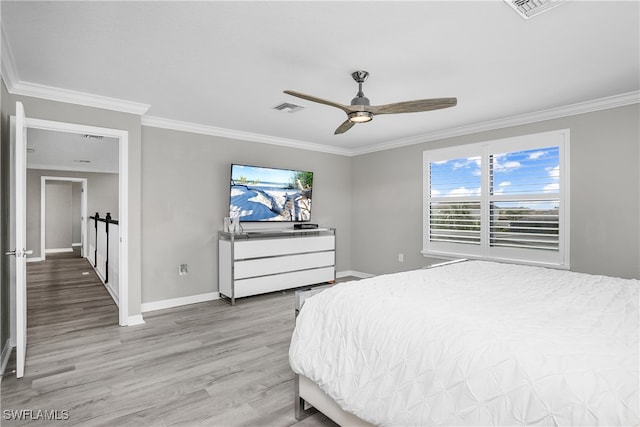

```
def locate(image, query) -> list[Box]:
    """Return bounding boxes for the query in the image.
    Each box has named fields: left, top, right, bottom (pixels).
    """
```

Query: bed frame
left=295, top=373, right=374, bottom=426
left=294, top=285, right=375, bottom=426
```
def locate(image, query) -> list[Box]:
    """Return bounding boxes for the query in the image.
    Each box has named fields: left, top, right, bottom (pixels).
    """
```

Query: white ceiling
left=26, top=129, right=119, bottom=174
left=2, top=1, right=639, bottom=155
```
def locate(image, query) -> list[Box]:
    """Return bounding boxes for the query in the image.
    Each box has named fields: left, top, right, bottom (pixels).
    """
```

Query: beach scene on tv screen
left=230, top=165, right=313, bottom=222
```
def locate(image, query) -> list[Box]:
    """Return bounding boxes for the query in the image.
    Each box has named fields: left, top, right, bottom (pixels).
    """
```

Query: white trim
left=86, top=256, right=118, bottom=307
left=141, top=115, right=352, bottom=156
left=337, top=270, right=374, bottom=279
left=24, top=118, right=131, bottom=327
left=102, top=280, right=119, bottom=307
left=26, top=257, right=43, bottom=263
left=350, top=91, right=639, bottom=156
left=1, top=339, right=12, bottom=376
left=144, top=91, right=637, bottom=157
left=45, top=248, right=74, bottom=254
left=28, top=164, right=119, bottom=174
left=141, top=292, right=220, bottom=313
left=41, top=176, right=88, bottom=262
left=0, top=24, right=149, bottom=116
left=0, top=24, right=19, bottom=90
left=25, top=118, right=121, bottom=138
left=118, top=127, right=130, bottom=327
left=562, top=130, right=571, bottom=268
left=9, top=80, right=150, bottom=116
left=126, top=315, right=145, bottom=326
left=72, top=242, right=82, bottom=247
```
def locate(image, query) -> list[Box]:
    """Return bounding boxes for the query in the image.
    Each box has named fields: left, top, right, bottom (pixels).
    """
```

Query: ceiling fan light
left=348, top=111, right=373, bottom=123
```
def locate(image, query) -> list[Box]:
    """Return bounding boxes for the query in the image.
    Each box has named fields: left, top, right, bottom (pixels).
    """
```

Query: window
left=423, top=129, right=569, bottom=268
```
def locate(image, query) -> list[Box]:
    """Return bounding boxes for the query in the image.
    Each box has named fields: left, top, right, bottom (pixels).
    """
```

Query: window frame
left=423, top=129, right=570, bottom=268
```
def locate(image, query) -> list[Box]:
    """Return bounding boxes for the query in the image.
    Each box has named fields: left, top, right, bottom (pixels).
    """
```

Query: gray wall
left=44, top=181, right=72, bottom=250
left=351, top=104, right=640, bottom=280
left=26, top=169, right=119, bottom=259
left=141, top=126, right=352, bottom=303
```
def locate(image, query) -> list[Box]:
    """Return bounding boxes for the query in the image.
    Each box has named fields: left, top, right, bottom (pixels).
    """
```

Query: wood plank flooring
left=1, top=253, right=339, bottom=426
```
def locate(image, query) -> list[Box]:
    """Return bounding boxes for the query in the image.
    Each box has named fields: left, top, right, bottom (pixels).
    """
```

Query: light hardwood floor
left=1, top=252, right=340, bottom=426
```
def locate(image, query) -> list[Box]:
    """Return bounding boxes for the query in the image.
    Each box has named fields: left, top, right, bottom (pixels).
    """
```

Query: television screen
left=229, top=164, right=313, bottom=222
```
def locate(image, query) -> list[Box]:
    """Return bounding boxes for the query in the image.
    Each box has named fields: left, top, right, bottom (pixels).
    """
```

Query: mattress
left=289, top=261, right=639, bottom=426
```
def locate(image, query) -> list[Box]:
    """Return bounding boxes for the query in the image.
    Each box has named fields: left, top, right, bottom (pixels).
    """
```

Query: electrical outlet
left=179, top=264, right=188, bottom=276
left=398, top=253, right=404, bottom=263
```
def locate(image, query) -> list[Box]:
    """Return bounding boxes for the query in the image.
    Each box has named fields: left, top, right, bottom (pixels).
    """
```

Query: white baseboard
left=1, top=339, right=13, bottom=376
left=126, top=315, right=145, bottom=326
left=45, top=247, right=74, bottom=254
left=27, top=257, right=43, bottom=263
left=103, top=282, right=119, bottom=308
left=337, top=270, right=374, bottom=279
left=72, top=242, right=82, bottom=247
left=141, top=292, right=220, bottom=313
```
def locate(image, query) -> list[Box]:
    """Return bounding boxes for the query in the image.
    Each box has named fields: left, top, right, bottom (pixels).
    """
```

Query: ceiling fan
left=284, top=70, right=457, bottom=135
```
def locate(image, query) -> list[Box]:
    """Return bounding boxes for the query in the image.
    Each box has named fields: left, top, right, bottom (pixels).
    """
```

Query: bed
left=289, top=260, right=639, bottom=426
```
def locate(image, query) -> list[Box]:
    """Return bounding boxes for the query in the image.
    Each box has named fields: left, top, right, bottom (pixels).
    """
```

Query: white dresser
left=218, top=228, right=336, bottom=305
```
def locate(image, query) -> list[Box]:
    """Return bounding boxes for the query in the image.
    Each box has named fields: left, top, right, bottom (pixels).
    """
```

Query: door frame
left=22, top=117, right=130, bottom=326
left=40, top=177, right=88, bottom=261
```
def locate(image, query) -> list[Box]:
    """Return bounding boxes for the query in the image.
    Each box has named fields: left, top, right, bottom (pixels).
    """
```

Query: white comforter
left=289, top=261, right=639, bottom=426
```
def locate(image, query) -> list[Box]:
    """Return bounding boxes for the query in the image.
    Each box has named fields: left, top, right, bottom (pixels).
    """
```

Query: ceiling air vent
left=505, top=0, right=566, bottom=19
left=274, top=102, right=304, bottom=113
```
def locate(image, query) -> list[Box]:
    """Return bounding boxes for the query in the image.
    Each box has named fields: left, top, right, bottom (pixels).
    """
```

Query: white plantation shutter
left=429, top=201, right=481, bottom=245
left=489, top=201, right=559, bottom=250
left=423, top=129, right=569, bottom=267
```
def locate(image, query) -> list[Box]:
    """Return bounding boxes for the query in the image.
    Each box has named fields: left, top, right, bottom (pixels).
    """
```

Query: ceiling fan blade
left=370, top=97, right=457, bottom=115
left=334, top=119, right=355, bottom=135
left=284, top=90, right=354, bottom=114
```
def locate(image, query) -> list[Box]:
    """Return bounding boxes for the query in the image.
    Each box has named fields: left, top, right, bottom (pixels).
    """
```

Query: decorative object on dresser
left=218, top=228, right=336, bottom=305
left=294, top=223, right=318, bottom=230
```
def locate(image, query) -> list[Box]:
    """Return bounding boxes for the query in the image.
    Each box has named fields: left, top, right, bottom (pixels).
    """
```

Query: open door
left=8, top=102, right=30, bottom=378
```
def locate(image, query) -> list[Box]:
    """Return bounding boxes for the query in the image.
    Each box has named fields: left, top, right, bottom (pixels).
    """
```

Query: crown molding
left=144, top=91, right=639, bottom=157
left=2, top=23, right=149, bottom=115
left=141, top=115, right=352, bottom=156
left=9, top=81, right=151, bottom=115
left=1, top=24, right=19, bottom=90
left=350, top=90, right=640, bottom=156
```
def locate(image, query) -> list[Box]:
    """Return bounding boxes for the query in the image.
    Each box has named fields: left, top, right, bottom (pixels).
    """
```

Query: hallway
left=2, top=252, right=118, bottom=381
left=26, top=251, right=119, bottom=340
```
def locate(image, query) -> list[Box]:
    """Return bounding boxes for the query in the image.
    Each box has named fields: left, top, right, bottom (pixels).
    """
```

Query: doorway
left=40, top=177, right=88, bottom=261
left=20, top=117, right=130, bottom=327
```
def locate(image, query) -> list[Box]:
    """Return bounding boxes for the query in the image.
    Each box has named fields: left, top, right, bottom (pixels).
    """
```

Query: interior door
left=13, top=101, right=28, bottom=378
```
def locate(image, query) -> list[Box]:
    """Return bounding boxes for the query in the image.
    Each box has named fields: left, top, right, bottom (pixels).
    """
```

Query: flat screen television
left=229, top=164, right=313, bottom=222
